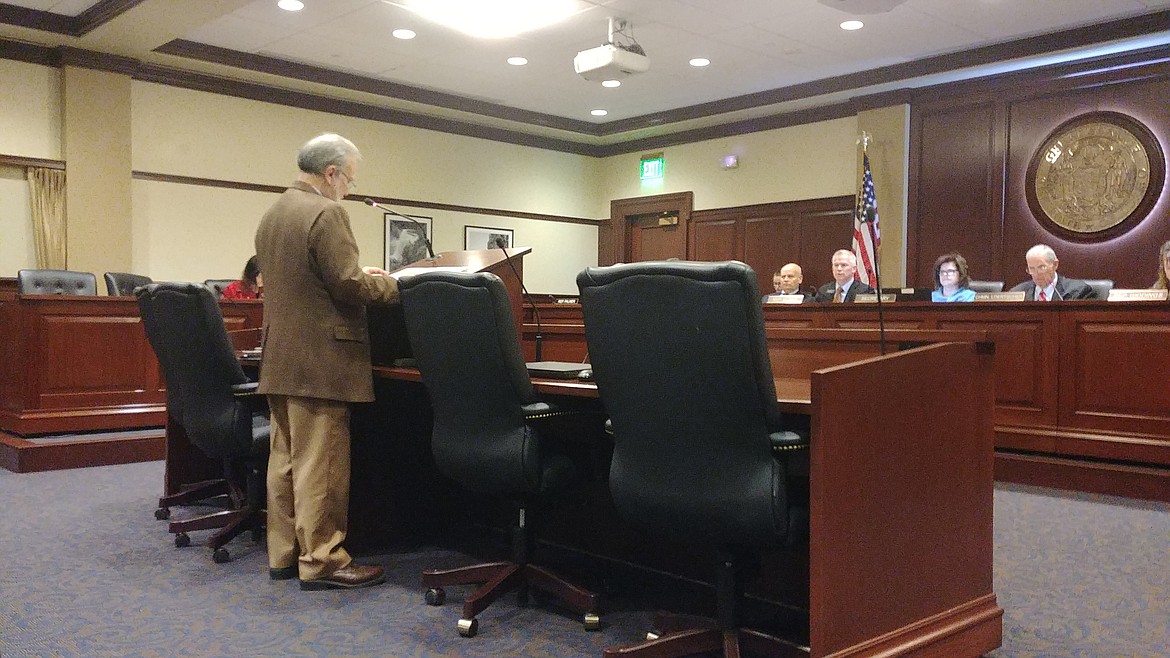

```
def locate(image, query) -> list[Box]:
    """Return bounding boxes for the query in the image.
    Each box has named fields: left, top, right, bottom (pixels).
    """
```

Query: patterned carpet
left=0, top=462, right=1167, bottom=657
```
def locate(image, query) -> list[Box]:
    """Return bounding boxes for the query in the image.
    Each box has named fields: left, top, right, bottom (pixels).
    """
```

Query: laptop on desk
left=526, top=361, right=591, bottom=379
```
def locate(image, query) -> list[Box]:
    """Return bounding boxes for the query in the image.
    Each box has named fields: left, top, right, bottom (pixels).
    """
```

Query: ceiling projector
left=574, top=43, right=650, bottom=81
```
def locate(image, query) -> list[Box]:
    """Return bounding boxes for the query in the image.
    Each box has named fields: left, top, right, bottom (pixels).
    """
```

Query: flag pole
left=858, top=132, right=887, bottom=355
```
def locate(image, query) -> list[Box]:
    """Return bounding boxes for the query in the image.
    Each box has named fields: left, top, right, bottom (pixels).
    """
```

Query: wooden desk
left=369, top=337, right=1002, bottom=657
left=0, top=292, right=263, bottom=436
left=525, top=300, right=1170, bottom=501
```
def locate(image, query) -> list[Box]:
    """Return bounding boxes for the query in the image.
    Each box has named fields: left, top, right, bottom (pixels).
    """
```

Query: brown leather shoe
left=299, top=564, right=385, bottom=591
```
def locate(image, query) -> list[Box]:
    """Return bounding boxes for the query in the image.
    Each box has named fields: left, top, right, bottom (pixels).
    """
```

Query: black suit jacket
left=1009, top=276, right=1095, bottom=301
left=814, top=281, right=875, bottom=303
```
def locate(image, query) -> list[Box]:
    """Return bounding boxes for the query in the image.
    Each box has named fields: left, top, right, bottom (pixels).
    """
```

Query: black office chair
left=136, top=282, right=269, bottom=564
left=104, top=272, right=152, bottom=296
left=203, top=279, right=235, bottom=298
left=577, top=261, right=809, bottom=658
left=1082, top=279, right=1114, bottom=299
left=17, top=268, right=98, bottom=295
left=967, top=280, right=1004, bottom=293
left=400, top=271, right=600, bottom=638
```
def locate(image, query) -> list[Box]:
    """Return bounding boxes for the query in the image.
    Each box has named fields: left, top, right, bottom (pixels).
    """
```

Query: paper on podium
left=389, top=266, right=469, bottom=280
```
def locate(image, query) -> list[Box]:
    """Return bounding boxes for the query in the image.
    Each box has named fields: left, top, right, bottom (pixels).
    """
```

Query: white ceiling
left=3, top=0, right=1170, bottom=146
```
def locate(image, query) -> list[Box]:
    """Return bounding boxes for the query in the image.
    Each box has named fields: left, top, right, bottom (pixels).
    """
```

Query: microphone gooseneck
left=499, top=244, right=544, bottom=361
left=365, top=198, right=436, bottom=260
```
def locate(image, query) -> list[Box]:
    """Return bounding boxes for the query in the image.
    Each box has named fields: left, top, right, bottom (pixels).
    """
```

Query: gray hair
left=296, top=133, right=360, bottom=174
left=1026, top=244, right=1057, bottom=263
left=832, top=249, right=857, bottom=265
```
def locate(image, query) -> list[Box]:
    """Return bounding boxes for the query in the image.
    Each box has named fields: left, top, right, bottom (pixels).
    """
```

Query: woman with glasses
left=931, top=252, right=976, bottom=302
left=1152, top=240, right=1170, bottom=290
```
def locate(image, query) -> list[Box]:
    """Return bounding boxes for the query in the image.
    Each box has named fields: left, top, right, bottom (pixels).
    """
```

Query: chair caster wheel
left=425, top=588, right=446, bottom=606
left=583, top=612, right=601, bottom=631
left=457, top=617, right=478, bottom=638
left=155, top=507, right=170, bottom=520
left=174, top=533, right=191, bottom=548
left=212, top=547, right=230, bottom=563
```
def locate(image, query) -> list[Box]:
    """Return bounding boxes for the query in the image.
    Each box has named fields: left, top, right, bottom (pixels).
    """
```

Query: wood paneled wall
left=691, top=196, right=854, bottom=294
left=909, top=47, right=1170, bottom=289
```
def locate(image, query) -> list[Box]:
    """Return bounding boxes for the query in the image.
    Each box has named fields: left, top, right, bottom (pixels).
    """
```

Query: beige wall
left=129, top=82, right=602, bottom=292
left=0, top=60, right=61, bottom=160
left=0, top=167, right=35, bottom=270
left=1, top=59, right=910, bottom=292
left=130, top=83, right=605, bottom=217
left=597, top=117, right=859, bottom=209
left=64, top=67, right=133, bottom=276
left=858, top=105, right=910, bottom=284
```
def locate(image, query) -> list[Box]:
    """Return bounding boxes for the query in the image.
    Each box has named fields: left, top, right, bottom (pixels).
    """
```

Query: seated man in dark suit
left=763, top=262, right=812, bottom=303
left=1010, top=244, right=1094, bottom=301
left=814, top=249, right=875, bottom=303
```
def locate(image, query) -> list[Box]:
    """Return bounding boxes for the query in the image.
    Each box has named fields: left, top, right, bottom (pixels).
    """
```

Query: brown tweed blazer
left=255, top=181, right=399, bottom=402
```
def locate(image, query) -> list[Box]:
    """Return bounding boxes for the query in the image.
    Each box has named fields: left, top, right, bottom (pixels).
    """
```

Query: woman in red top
left=222, top=255, right=263, bottom=299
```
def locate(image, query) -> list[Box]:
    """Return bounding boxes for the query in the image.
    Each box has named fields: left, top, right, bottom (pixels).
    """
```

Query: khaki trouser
left=266, top=395, right=352, bottom=580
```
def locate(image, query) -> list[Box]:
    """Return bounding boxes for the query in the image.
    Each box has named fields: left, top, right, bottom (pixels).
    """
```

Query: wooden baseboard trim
left=0, top=406, right=167, bottom=437
left=995, top=451, right=1170, bottom=503
left=0, top=430, right=165, bottom=473
left=823, top=594, right=1002, bottom=658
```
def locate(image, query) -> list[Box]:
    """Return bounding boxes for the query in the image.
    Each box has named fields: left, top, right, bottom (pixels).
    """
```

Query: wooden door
left=603, top=192, right=694, bottom=265
left=629, top=213, right=686, bottom=261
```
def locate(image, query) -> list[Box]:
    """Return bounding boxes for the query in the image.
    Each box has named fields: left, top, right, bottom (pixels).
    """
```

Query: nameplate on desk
left=389, top=266, right=468, bottom=280
left=974, top=291, right=1026, bottom=302
left=854, top=293, right=896, bottom=303
left=764, top=294, right=805, bottom=305
left=526, top=361, right=590, bottom=379
left=1107, top=289, right=1168, bottom=302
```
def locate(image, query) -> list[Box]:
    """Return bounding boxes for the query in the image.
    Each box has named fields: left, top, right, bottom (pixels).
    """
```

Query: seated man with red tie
left=814, top=249, right=875, bottom=303
left=1010, top=244, right=1094, bottom=301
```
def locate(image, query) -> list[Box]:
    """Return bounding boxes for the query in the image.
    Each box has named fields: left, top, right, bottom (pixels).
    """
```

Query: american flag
left=852, top=152, right=880, bottom=288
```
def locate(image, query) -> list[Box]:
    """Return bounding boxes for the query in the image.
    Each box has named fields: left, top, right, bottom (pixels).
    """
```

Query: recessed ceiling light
left=392, top=28, right=416, bottom=39
left=507, top=56, right=528, bottom=66
left=689, top=58, right=710, bottom=67
left=403, top=0, right=579, bottom=39
left=277, top=0, right=304, bottom=11
left=590, top=109, right=608, bottom=117
left=601, top=79, right=621, bottom=88
left=840, top=20, right=864, bottom=30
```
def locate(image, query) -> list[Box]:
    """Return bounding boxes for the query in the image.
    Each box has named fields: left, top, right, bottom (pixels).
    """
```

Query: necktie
left=1039, top=290, right=1047, bottom=301
left=832, top=287, right=842, bottom=303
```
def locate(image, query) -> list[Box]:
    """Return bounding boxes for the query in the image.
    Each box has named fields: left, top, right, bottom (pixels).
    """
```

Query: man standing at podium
left=255, top=133, right=399, bottom=591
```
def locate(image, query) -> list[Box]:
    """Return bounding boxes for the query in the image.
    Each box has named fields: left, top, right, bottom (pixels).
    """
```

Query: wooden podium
left=368, top=247, right=531, bottom=366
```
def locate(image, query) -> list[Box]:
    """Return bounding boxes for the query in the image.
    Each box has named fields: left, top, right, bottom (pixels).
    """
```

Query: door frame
left=600, top=191, right=694, bottom=265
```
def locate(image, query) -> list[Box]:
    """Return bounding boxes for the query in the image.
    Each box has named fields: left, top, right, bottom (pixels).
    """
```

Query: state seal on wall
left=1026, top=111, right=1164, bottom=240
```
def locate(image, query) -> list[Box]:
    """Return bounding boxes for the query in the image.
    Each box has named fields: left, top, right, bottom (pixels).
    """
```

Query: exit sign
left=639, top=153, right=664, bottom=180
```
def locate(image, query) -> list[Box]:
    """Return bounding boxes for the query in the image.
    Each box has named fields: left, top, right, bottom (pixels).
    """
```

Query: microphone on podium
left=365, top=198, right=436, bottom=260
left=495, top=241, right=545, bottom=361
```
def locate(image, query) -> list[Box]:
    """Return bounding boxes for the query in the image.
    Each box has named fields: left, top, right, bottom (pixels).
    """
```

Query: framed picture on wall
left=384, top=213, right=432, bottom=271
left=464, top=225, right=513, bottom=250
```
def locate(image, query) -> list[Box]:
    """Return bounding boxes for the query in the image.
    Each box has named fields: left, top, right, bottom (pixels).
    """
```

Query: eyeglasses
left=336, top=169, right=357, bottom=190
left=1026, top=263, right=1052, bottom=274
left=939, top=269, right=959, bottom=275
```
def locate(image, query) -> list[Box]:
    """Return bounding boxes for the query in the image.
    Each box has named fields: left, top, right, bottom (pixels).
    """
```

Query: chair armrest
left=770, top=430, right=809, bottom=452
left=232, top=381, right=269, bottom=416
left=231, top=382, right=260, bottom=395
left=522, top=401, right=557, bottom=420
